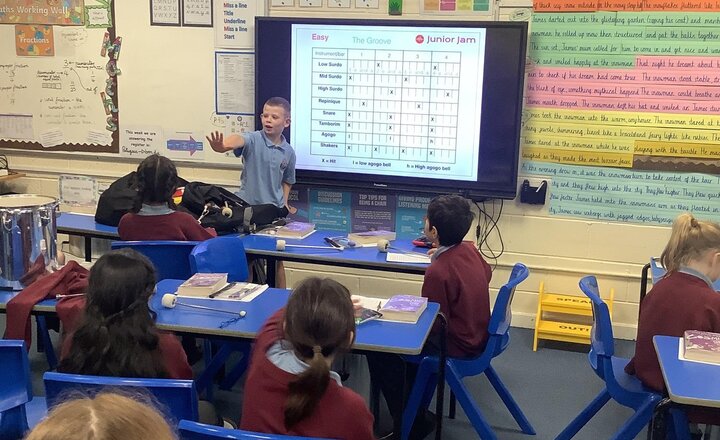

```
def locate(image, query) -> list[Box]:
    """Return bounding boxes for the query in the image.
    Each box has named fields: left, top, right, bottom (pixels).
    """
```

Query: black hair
left=283, top=277, right=355, bottom=428
left=131, top=154, right=178, bottom=213
left=58, top=249, right=167, bottom=378
left=427, top=194, right=473, bottom=246
left=265, top=96, right=291, bottom=118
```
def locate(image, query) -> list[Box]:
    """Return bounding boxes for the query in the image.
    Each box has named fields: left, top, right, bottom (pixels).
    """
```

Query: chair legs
left=611, top=398, right=661, bottom=440
left=36, top=316, right=57, bottom=370
left=445, top=364, right=497, bottom=440
left=485, top=366, right=536, bottom=435
left=555, top=389, right=612, bottom=440
left=0, top=406, right=30, bottom=440
left=401, top=359, right=438, bottom=440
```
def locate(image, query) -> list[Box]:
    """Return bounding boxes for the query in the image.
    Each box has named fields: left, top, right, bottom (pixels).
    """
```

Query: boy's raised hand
left=206, top=131, right=228, bottom=153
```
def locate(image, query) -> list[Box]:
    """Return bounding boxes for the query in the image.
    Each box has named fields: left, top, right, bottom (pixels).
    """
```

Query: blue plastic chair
left=555, top=275, right=665, bottom=440
left=400, top=263, right=535, bottom=440
left=111, top=240, right=199, bottom=281
left=189, top=235, right=251, bottom=394
left=0, top=340, right=46, bottom=440
left=189, top=235, right=249, bottom=283
left=43, top=371, right=198, bottom=423
left=178, top=420, right=331, bottom=440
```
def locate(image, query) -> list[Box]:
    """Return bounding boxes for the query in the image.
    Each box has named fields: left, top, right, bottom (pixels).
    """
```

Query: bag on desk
left=95, top=172, right=189, bottom=226
left=179, top=181, right=288, bottom=234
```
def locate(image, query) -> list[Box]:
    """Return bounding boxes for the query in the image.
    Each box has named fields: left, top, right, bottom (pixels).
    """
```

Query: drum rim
left=0, top=194, right=59, bottom=209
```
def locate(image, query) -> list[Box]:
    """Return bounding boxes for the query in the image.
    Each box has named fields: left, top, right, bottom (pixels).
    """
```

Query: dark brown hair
left=132, top=154, right=178, bottom=213
left=427, top=194, right=473, bottom=246
left=283, top=277, right=355, bottom=428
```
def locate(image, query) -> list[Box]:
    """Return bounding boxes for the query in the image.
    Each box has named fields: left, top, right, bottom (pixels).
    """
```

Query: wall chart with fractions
left=524, top=0, right=720, bottom=226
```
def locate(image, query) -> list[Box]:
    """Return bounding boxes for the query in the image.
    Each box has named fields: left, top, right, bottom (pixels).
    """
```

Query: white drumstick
left=376, top=239, right=428, bottom=257
left=275, top=239, right=342, bottom=252
left=161, top=293, right=246, bottom=317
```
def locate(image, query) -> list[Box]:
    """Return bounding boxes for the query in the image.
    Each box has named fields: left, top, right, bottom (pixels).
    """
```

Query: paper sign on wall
left=215, top=52, right=254, bottom=114
left=165, top=130, right=205, bottom=160
left=15, top=25, right=54, bottom=56
left=214, top=0, right=265, bottom=49
left=59, top=175, right=98, bottom=207
left=120, top=126, right=164, bottom=158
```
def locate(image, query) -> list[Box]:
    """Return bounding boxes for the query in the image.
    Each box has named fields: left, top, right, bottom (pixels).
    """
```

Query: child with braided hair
left=118, top=153, right=216, bottom=241
left=240, top=277, right=374, bottom=440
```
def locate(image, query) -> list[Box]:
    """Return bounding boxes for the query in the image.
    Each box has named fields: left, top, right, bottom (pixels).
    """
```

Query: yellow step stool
left=533, top=281, right=614, bottom=351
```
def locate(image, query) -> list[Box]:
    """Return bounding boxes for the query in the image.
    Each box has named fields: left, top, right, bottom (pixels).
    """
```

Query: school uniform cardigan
left=118, top=211, right=217, bottom=241
left=240, top=309, right=375, bottom=440
left=421, top=241, right=492, bottom=358
left=626, top=271, right=720, bottom=392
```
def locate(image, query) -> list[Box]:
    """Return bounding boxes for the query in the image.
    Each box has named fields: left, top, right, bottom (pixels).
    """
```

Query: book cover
left=683, top=330, right=720, bottom=363
left=382, top=295, right=427, bottom=313
left=279, top=221, right=315, bottom=237
left=177, top=273, right=227, bottom=297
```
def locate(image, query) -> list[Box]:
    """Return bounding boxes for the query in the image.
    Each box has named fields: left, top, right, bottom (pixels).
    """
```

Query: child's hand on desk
left=351, top=296, right=364, bottom=318
left=286, top=204, right=298, bottom=215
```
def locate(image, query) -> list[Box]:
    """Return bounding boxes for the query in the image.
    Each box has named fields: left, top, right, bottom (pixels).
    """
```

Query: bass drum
left=0, top=194, right=59, bottom=290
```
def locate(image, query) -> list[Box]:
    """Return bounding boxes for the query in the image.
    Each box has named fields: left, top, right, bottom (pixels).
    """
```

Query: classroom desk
left=56, top=212, right=119, bottom=262
left=240, top=231, right=429, bottom=286
left=650, top=335, right=720, bottom=439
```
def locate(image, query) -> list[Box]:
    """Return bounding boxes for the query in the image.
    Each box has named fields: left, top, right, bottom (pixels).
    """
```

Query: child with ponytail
left=626, top=213, right=720, bottom=423
left=118, top=153, right=216, bottom=241
left=240, top=277, right=374, bottom=440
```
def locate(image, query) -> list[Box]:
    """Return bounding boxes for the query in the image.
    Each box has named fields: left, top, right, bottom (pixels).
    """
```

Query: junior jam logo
left=415, top=34, right=424, bottom=44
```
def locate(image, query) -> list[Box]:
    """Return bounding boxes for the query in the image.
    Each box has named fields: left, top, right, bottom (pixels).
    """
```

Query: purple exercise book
left=684, top=330, right=720, bottom=353
left=382, top=295, right=428, bottom=313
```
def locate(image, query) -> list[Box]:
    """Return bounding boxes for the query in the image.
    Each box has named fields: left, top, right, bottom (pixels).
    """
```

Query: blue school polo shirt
left=235, top=130, right=296, bottom=207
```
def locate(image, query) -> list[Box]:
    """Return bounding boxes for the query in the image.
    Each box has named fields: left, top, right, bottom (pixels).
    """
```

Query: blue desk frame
left=56, top=213, right=119, bottom=262
left=240, top=232, right=429, bottom=287
left=650, top=335, right=720, bottom=439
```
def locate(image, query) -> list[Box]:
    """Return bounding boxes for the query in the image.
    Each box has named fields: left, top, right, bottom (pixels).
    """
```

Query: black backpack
left=179, top=182, right=288, bottom=234
left=95, top=172, right=189, bottom=226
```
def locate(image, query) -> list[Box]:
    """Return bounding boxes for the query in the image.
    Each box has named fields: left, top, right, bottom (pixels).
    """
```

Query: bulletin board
left=522, top=0, right=720, bottom=226
left=0, top=0, right=118, bottom=153
left=0, top=0, right=265, bottom=166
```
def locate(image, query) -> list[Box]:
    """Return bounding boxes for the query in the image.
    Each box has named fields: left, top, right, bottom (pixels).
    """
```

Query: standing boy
left=367, top=194, right=492, bottom=439
left=207, top=97, right=296, bottom=288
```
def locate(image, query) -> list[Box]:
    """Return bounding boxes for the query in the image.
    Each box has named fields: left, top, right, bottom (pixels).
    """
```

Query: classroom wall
left=2, top=0, right=693, bottom=341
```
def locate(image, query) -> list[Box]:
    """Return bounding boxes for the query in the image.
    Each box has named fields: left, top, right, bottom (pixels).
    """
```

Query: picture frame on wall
left=151, top=0, right=181, bottom=26
left=182, top=0, right=213, bottom=27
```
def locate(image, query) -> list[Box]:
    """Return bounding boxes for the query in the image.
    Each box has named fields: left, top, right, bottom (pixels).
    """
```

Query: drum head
left=0, top=194, right=58, bottom=208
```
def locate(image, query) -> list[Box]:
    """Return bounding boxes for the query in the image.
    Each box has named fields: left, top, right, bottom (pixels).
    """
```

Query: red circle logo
left=415, top=35, right=424, bottom=44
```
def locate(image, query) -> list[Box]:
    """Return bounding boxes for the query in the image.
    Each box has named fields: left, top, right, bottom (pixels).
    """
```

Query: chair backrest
left=579, top=275, right=614, bottom=358
left=111, top=240, right=199, bottom=281
left=43, top=372, right=199, bottom=423
left=189, top=235, right=249, bottom=282
left=487, top=263, right=529, bottom=336
left=0, top=340, right=32, bottom=413
left=178, top=420, right=329, bottom=440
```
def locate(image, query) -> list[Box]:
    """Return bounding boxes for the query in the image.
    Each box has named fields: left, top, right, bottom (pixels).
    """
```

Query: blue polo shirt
left=234, top=130, right=296, bottom=207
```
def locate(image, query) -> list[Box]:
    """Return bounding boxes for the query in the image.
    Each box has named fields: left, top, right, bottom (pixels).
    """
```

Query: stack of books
left=683, top=330, right=720, bottom=363
left=348, top=230, right=396, bottom=245
left=257, top=221, right=316, bottom=239
left=353, top=294, right=428, bottom=324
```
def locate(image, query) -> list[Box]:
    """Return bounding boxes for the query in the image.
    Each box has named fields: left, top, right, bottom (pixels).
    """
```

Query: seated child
left=240, top=277, right=374, bottom=440
left=366, top=194, right=492, bottom=439
left=118, top=153, right=216, bottom=241
left=626, top=213, right=720, bottom=401
left=58, top=249, right=224, bottom=426
left=58, top=248, right=192, bottom=379
left=25, top=392, right=175, bottom=440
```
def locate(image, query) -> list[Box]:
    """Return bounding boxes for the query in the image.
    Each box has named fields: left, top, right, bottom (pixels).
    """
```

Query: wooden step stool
left=533, top=281, right=614, bottom=351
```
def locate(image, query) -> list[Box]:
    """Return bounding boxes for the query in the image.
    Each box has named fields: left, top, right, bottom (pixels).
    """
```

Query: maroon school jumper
left=60, top=331, right=193, bottom=380
left=421, top=241, right=492, bottom=358
left=626, top=271, right=720, bottom=424
left=118, top=211, right=216, bottom=241
left=240, top=309, right=375, bottom=440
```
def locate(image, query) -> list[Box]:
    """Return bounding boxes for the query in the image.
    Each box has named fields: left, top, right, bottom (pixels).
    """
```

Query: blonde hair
left=660, top=213, right=720, bottom=273
left=25, top=392, right=176, bottom=440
